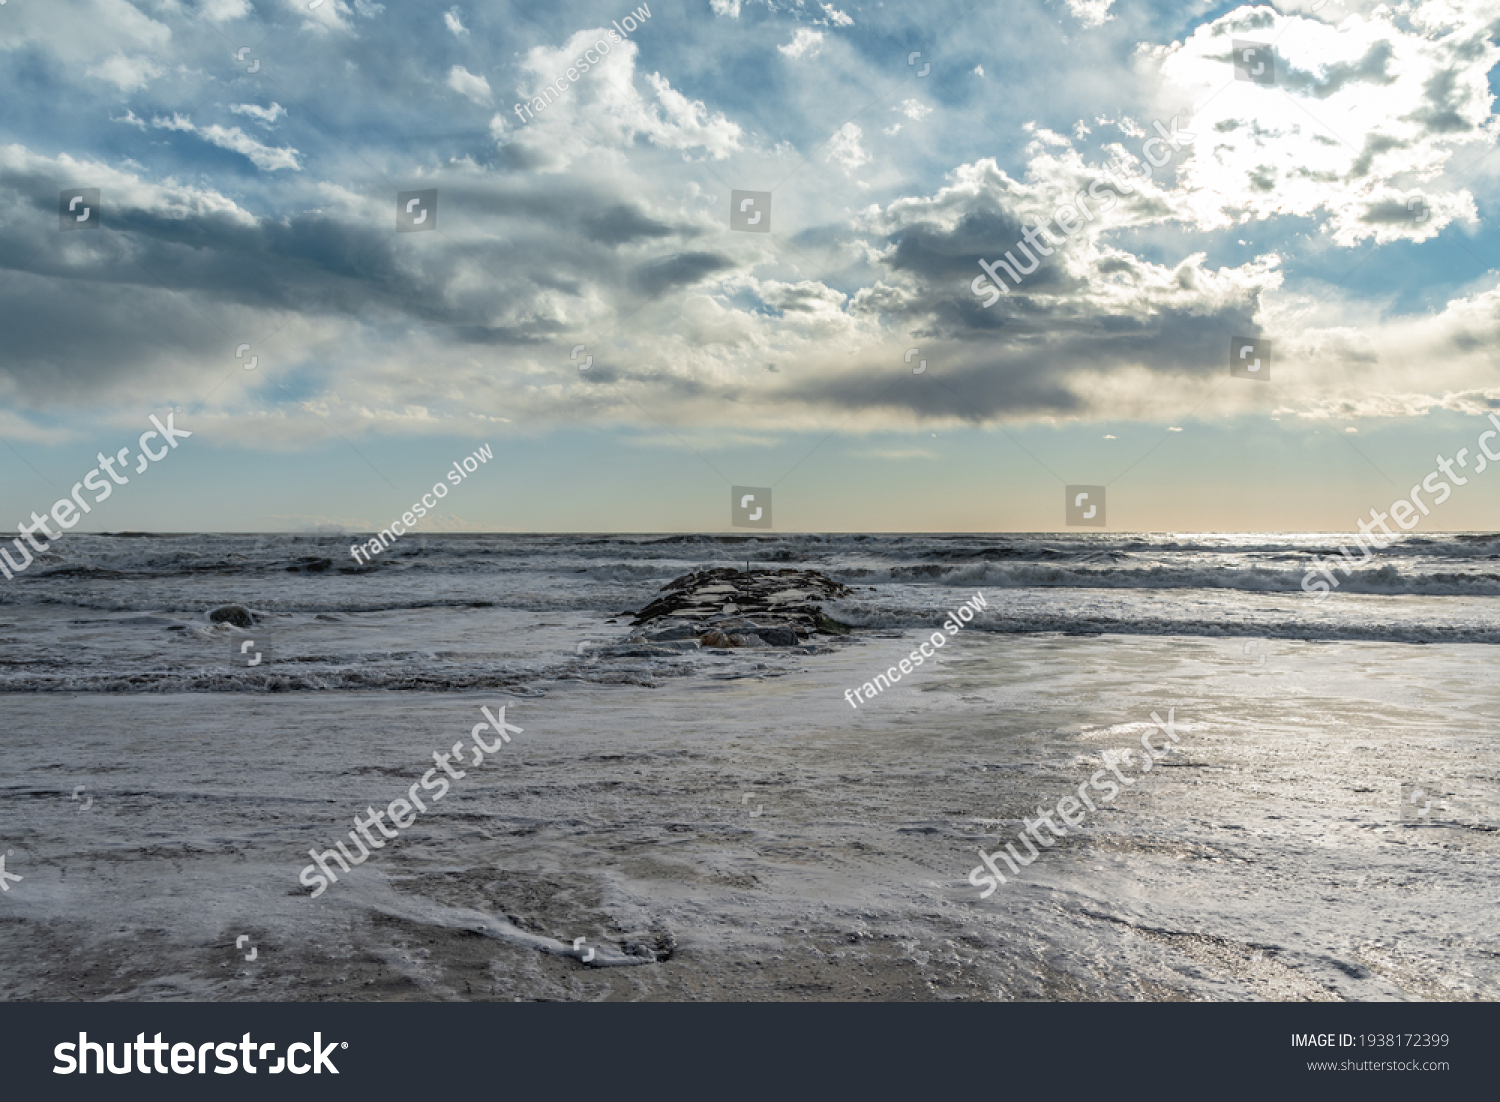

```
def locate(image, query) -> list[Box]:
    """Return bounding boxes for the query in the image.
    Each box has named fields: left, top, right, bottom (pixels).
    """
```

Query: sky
left=3, top=0, right=1500, bottom=533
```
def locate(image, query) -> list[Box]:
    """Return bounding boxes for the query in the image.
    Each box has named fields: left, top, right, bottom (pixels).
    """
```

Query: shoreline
left=0, top=632, right=1494, bottom=1001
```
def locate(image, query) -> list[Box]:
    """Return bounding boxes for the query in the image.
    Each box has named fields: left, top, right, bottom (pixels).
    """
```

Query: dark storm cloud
left=1359, top=197, right=1427, bottom=225
left=774, top=304, right=1259, bottom=421
left=580, top=203, right=677, bottom=245
left=1282, top=40, right=1399, bottom=100
left=885, top=210, right=1074, bottom=296
left=1403, top=68, right=1476, bottom=135
left=631, top=251, right=736, bottom=297
left=440, top=181, right=697, bottom=243
left=1348, top=133, right=1408, bottom=178
left=0, top=159, right=735, bottom=398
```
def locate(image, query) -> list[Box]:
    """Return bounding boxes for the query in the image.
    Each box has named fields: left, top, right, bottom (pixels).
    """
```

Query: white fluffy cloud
left=228, top=103, right=288, bottom=127
left=295, top=0, right=353, bottom=33
left=779, top=29, right=825, bottom=59
left=447, top=65, right=492, bottom=105
left=7, top=0, right=1500, bottom=444
left=827, top=122, right=870, bottom=170
left=1156, top=4, right=1496, bottom=245
left=85, top=53, right=164, bottom=91
left=199, top=0, right=252, bottom=20
left=1066, top=0, right=1115, bottom=27
left=151, top=114, right=303, bottom=172
left=496, top=30, right=741, bottom=171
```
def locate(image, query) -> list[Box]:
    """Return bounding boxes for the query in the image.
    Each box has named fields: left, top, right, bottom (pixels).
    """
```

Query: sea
left=1, top=531, right=1496, bottom=1002
left=5, top=530, right=1500, bottom=692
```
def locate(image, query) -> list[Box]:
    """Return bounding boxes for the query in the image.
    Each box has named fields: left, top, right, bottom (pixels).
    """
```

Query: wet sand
left=1, top=632, right=1495, bottom=1001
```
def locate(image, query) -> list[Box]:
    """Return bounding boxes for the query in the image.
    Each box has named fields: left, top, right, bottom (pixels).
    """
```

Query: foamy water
left=4, top=531, right=1500, bottom=693
left=1, top=629, right=1494, bottom=1002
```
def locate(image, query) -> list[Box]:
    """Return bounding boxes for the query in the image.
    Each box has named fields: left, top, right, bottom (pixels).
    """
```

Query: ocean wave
left=826, top=603, right=1500, bottom=645
left=11, top=530, right=1500, bottom=577
left=836, top=560, right=1500, bottom=596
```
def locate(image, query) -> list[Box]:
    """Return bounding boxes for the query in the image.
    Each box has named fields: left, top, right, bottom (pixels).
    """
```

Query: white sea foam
left=3, top=532, right=1500, bottom=693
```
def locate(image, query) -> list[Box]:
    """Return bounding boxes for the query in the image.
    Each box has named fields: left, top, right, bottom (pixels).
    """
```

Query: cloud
left=228, top=103, right=288, bottom=127
left=1066, top=0, right=1115, bottom=28
left=827, top=122, right=870, bottom=170
left=151, top=115, right=303, bottom=171
left=0, top=0, right=171, bottom=113
left=496, top=30, right=741, bottom=171
left=5, top=0, right=1500, bottom=457
left=779, top=29, right=825, bottom=59
left=447, top=65, right=492, bottom=105
left=1156, top=5, right=1496, bottom=245
left=780, top=143, right=1289, bottom=423
left=199, top=0, right=252, bottom=20
left=85, top=53, right=163, bottom=91
left=297, top=0, right=353, bottom=33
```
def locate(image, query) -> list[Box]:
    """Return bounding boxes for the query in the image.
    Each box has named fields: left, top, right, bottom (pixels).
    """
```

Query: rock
left=286, top=557, right=332, bottom=573
left=634, top=568, right=852, bottom=637
left=640, top=621, right=699, bottom=642
left=623, top=928, right=676, bottom=962
left=208, top=604, right=255, bottom=628
left=598, top=644, right=688, bottom=658
left=756, top=626, right=800, bottom=646
left=727, top=633, right=764, bottom=647
left=815, top=614, right=853, bottom=636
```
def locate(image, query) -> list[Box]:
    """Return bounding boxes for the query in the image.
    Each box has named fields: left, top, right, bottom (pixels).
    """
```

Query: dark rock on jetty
left=286, top=557, right=332, bottom=573
left=630, top=567, right=853, bottom=647
left=207, top=604, right=256, bottom=628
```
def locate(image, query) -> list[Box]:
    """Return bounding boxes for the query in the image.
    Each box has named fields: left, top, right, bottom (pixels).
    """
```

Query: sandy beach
left=3, top=619, right=1495, bottom=1002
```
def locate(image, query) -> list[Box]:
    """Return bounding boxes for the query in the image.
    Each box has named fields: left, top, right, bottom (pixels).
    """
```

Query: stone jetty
left=627, top=567, right=853, bottom=648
